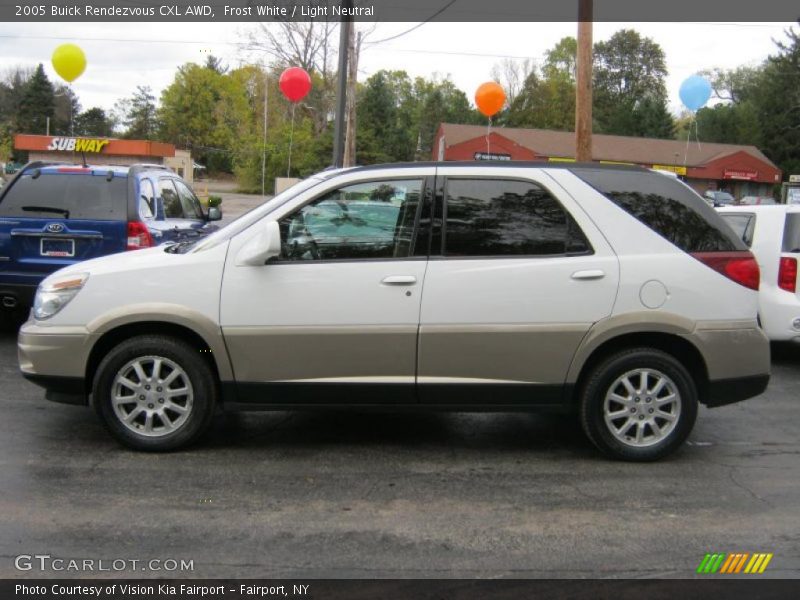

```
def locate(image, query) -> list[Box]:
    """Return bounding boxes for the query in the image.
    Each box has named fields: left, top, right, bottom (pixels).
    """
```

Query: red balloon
left=279, top=67, right=312, bottom=103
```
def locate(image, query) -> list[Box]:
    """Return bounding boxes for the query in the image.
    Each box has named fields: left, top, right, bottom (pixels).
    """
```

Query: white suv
left=17, top=163, right=770, bottom=461
left=718, top=205, right=800, bottom=342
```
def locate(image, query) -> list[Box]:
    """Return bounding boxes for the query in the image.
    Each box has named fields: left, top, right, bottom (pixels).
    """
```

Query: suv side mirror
left=235, top=221, right=281, bottom=266
left=207, top=206, right=222, bottom=221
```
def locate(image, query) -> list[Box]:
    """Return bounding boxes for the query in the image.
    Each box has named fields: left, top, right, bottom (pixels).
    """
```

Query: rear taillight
left=127, top=222, right=154, bottom=251
left=691, top=251, right=760, bottom=291
left=778, top=257, right=797, bottom=293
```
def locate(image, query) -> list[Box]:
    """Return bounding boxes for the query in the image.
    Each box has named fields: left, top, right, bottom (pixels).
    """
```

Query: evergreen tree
left=74, top=107, right=114, bottom=137
left=120, top=86, right=158, bottom=139
left=16, top=64, right=55, bottom=135
left=751, top=25, right=800, bottom=176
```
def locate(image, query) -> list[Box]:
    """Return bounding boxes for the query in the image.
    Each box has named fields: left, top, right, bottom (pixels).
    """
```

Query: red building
left=433, top=123, right=782, bottom=198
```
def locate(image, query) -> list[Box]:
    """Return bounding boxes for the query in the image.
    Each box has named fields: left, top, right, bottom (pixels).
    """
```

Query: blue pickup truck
left=0, top=162, right=221, bottom=318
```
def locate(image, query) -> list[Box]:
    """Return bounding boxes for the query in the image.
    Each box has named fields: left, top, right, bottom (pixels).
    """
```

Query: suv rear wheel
left=580, top=348, right=698, bottom=461
left=92, top=335, right=217, bottom=451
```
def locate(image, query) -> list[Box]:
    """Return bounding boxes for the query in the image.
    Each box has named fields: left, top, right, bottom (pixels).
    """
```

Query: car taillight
left=691, top=251, right=760, bottom=291
left=127, top=222, right=154, bottom=250
left=778, top=257, right=797, bottom=293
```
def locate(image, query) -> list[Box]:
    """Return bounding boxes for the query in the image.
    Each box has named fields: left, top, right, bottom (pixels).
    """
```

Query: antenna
left=81, top=151, right=88, bottom=168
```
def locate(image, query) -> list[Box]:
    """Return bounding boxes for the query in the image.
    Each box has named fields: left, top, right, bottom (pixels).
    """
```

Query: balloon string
left=683, top=114, right=693, bottom=167
left=694, top=119, right=701, bottom=151
left=287, top=103, right=296, bottom=178
left=486, top=118, right=492, bottom=155
left=684, top=115, right=702, bottom=167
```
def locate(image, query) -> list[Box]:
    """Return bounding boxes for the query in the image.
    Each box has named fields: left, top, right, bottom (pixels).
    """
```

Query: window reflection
left=279, top=179, right=422, bottom=261
left=444, top=179, right=590, bottom=257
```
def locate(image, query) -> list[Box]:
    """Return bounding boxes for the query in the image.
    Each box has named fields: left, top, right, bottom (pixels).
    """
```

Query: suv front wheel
left=92, top=335, right=217, bottom=451
left=580, top=348, right=698, bottom=461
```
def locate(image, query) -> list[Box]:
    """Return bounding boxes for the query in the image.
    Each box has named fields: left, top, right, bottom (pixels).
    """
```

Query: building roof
left=438, top=123, right=778, bottom=169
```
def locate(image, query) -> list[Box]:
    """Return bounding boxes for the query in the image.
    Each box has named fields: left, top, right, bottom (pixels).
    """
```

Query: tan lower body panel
left=417, top=323, right=591, bottom=385
left=685, top=323, right=770, bottom=381
left=18, top=324, right=94, bottom=378
left=222, top=325, right=418, bottom=382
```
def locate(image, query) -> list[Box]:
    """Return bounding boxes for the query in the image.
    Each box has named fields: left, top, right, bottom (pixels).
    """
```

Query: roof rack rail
left=21, top=160, right=70, bottom=172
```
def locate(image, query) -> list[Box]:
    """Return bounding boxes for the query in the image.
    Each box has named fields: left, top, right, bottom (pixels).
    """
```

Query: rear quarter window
left=783, top=214, right=800, bottom=253
left=0, top=172, right=128, bottom=220
left=571, top=168, right=745, bottom=253
left=719, top=213, right=755, bottom=247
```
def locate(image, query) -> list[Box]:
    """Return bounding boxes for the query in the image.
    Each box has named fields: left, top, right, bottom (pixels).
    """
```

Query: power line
left=364, top=0, right=459, bottom=45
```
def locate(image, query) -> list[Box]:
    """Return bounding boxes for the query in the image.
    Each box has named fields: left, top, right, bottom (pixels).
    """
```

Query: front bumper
left=18, top=321, right=92, bottom=405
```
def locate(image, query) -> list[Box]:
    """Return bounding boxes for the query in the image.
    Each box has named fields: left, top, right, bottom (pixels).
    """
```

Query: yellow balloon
left=51, top=44, right=86, bottom=83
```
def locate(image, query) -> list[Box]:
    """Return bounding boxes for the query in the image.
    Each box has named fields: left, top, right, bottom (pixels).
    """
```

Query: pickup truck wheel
left=93, top=335, right=217, bottom=451
left=580, top=348, right=698, bottom=462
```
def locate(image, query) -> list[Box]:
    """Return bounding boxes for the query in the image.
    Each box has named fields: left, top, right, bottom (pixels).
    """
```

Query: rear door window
left=442, top=178, right=591, bottom=257
left=783, top=214, right=800, bottom=253
left=0, top=172, right=128, bottom=220
left=572, top=168, right=745, bottom=252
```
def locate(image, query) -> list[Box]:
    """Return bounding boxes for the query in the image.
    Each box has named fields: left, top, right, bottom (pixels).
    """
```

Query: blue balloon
left=679, top=75, right=712, bottom=112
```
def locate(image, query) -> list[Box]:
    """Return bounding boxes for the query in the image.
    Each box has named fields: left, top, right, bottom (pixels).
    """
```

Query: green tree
left=116, top=86, right=158, bottom=140
left=749, top=25, right=800, bottom=177
left=543, top=36, right=577, bottom=81
left=160, top=63, right=255, bottom=172
left=358, top=71, right=406, bottom=164
left=74, top=107, right=114, bottom=137
left=593, top=30, right=673, bottom=137
left=16, top=64, right=55, bottom=135
left=506, top=70, right=575, bottom=131
left=205, top=55, right=229, bottom=75
left=413, top=77, right=474, bottom=159
left=504, top=37, right=576, bottom=131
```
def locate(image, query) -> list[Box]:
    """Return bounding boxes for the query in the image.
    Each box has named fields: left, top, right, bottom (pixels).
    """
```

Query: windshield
left=185, top=176, right=330, bottom=253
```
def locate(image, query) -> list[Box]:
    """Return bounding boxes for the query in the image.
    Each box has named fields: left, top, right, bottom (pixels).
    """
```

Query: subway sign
left=47, top=137, right=110, bottom=153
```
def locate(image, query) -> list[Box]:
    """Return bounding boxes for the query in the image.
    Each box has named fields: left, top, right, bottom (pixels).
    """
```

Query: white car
left=718, top=205, right=800, bottom=342
left=18, top=163, right=770, bottom=461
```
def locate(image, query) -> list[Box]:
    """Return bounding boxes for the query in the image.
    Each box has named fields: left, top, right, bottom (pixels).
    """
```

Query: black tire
left=92, top=335, right=217, bottom=451
left=579, top=347, right=698, bottom=462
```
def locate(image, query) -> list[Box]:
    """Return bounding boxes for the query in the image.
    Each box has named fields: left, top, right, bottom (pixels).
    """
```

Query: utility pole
left=343, top=28, right=361, bottom=168
left=575, top=0, right=593, bottom=162
left=261, top=72, right=268, bottom=198
left=332, top=1, right=352, bottom=168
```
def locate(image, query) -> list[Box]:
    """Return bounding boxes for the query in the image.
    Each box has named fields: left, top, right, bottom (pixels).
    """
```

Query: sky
left=0, top=21, right=794, bottom=118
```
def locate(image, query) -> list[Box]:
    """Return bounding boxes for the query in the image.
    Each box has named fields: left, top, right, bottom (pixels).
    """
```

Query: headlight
left=33, top=273, right=89, bottom=320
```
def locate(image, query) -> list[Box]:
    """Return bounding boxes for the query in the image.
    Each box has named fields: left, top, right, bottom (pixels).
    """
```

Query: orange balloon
left=475, top=82, right=506, bottom=117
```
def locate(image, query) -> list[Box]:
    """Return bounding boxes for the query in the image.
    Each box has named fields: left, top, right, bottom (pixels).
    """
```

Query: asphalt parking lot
left=0, top=327, right=798, bottom=579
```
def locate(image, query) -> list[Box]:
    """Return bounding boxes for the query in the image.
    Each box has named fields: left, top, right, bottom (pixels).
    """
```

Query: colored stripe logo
left=697, top=553, right=773, bottom=574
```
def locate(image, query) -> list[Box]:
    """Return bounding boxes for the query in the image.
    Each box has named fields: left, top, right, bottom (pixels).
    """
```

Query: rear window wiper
left=22, top=206, right=70, bottom=218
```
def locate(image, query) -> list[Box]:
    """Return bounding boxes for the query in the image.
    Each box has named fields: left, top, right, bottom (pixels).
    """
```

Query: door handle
left=381, top=275, right=417, bottom=285
left=571, top=269, right=605, bottom=280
